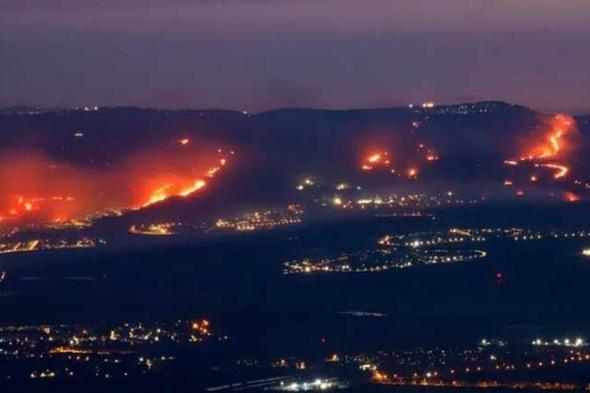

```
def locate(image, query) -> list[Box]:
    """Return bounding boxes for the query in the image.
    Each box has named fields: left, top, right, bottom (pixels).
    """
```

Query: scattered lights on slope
left=0, top=237, right=104, bottom=257
left=417, top=142, right=439, bottom=162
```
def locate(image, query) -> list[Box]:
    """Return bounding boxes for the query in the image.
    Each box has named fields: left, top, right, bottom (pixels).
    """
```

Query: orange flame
left=361, top=151, right=391, bottom=171
left=509, top=114, right=576, bottom=184
left=0, top=143, right=232, bottom=225
left=564, top=191, right=580, bottom=202
left=521, top=114, right=576, bottom=161
left=540, top=163, right=569, bottom=179
left=141, top=179, right=207, bottom=208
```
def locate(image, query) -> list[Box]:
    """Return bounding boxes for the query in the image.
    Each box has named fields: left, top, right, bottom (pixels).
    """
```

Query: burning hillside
left=0, top=143, right=232, bottom=226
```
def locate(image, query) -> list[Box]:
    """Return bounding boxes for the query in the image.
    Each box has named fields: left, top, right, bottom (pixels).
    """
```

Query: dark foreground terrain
left=2, top=203, right=590, bottom=391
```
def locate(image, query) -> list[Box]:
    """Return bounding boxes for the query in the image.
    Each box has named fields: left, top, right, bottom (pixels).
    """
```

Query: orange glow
left=178, top=180, right=206, bottom=197
left=367, top=153, right=382, bottom=163
left=418, top=143, right=439, bottom=163
left=407, top=167, right=418, bottom=178
left=49, top=346, right=93, bottom=355
left=207, top=167, right=220, bottom=178
left=138, top=160, right=220, bottom=208
left=361, top=151, right=391, bottom=171
left=565, top=191, right=580, bottom=202
left=372, top=371, right=389, bottom=382
left=520, top=114, right=576, bottom=161
left=179, top=138, right=190, bottom=145
left=508, top=114, right=576, bottom=186
left=0, top=146, right=231, bottom=225
left=541, top=163, right=569, bottom=179
left=143, top=184, right=173, bottom=207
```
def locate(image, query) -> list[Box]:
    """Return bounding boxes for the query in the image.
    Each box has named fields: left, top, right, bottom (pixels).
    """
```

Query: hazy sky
left=1, top=0, right=590, bottom=111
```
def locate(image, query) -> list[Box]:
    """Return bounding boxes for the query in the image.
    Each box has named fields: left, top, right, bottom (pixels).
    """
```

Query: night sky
left=2, top=0, right=590, bottom=112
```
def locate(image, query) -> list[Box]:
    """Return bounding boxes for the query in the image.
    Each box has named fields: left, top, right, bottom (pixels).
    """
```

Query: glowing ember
left=564, top=191, right=580, bottom=202
left=542, top=163, right=569, bottom=179
left=367, top=153, right=382, bottom=163
left=361, top=151, right=390, bottom=171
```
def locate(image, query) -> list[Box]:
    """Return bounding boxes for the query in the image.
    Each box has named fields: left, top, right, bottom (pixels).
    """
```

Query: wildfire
left=139, top=156, right=228, bottom=208
left=360, top=142, right=438, bottom=177
left=179, top=180, right=206, bottom=197
left=367, top=153, right=383, bottom=163
left=0, top=146, right=233, bottom=225
left=564, top=191, right=580, bottom=202
left=361, top=151, right=391, bottom=171
left=2, top=194, right=77, bottom=223
left=520, top=114, right=575, bottom=161
left=539, top=163, right=569, bottom=179
left=143, top=184, right=173, bottom=207
left=418, top=142, right=439, bottom=162
left=505, top=114, right=577, bottom=188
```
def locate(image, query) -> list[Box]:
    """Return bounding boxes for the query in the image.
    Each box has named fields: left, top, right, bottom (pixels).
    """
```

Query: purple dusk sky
left=1, top=0, right=590, bottom=112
